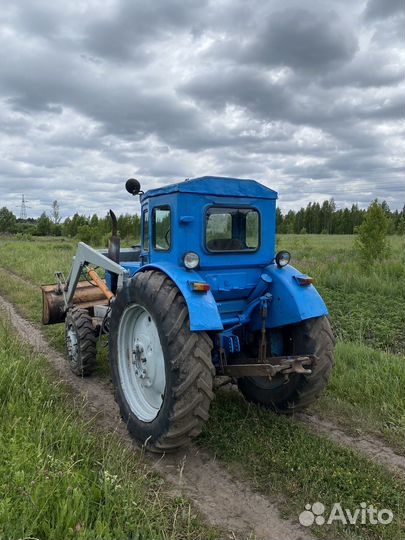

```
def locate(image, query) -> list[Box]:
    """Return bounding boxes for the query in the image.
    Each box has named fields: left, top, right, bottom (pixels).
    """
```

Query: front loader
left=41, top=176, right=334, bottom=452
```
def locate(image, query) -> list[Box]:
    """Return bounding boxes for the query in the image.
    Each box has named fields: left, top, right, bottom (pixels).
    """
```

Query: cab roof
left=141, top=176, right=278, bottom=201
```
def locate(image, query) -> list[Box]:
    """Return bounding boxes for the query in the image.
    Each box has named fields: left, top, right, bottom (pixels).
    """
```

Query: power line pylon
left=20, top=194, right=29, bottom=220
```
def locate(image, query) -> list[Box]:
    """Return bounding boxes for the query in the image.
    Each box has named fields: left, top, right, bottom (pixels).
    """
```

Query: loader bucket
left=41, top=280, right=108, bottom=325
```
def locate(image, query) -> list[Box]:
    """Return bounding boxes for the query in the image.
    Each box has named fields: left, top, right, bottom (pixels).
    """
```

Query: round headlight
left=184, top=252, right=200, bottom=269
left=275, top=250, right=291, bottom=267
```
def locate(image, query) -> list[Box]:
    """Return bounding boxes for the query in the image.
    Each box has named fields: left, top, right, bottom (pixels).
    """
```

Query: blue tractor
left=42, top=176, right=334, bottom=452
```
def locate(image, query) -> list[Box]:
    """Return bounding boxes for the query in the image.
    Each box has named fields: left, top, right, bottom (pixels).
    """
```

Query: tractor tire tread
left=109, top=270, right=214, bottom=453
left=238, top=315, right=334, bottom=414
left=65, top=307, right=97, bottom=377
left=282, top=316, right=334, bottom=413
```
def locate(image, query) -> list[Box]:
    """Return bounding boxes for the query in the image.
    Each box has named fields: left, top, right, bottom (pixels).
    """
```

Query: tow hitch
left=223, top=355, right=316, bottom=378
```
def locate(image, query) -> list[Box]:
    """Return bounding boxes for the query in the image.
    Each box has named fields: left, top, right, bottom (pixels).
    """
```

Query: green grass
left=0, top=316, right=217, bottom=540
left=313, top=341, right=405, bottom=450
left=0, top=235, right=404, bottom=539
left=1, top=234, right=403, bottom=353
left=0, top=236, right=77, bottom=285
left=201, top=390, right=404, bottom=540
left=277, top=234, right=405, bottom=354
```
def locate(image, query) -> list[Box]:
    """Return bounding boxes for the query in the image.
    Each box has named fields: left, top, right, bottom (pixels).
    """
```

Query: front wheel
left=238, top=316, right=335, bottom=413
left=65, top=307, right=97, bottom=376
left=109, top=270, right=214, bottom=452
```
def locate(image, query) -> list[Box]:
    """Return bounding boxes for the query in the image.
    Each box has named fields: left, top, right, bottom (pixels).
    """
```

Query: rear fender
left=135, top=263, right=223, bottom=332
left=251, top=264, right=328, bottom=330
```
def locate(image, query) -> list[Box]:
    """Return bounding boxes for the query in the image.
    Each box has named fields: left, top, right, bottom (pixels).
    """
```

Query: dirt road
left=0, top=293, right=313, bottom=540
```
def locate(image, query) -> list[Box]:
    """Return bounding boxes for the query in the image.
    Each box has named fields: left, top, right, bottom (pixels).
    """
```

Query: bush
left=77, top=224, right=102, bottom=246
left=355, top=200, right=389, bottom=264
left=0, top=207, right=17, bottom=233
left=15, top=232, right=33, bottom=241
left=35, top=212, right=52, bottom=236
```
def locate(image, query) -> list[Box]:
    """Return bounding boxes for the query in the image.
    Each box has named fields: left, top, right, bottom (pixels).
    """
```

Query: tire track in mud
left=0, top=293, right=313, bottom=540
left=219, top=381, right=404, bottom=477
left=0, top=266, right=38, bottom=289
left=296, top=413, right=404, bottom=476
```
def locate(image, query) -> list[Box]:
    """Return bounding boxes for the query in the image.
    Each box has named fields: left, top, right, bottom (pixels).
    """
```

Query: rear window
left=205, top=207, right=260, bottom=252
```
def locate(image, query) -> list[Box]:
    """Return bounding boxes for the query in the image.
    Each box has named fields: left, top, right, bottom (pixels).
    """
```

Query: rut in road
left=0, top=293, right=313, bottom=540
left=297, top=413, right=404, bottom=476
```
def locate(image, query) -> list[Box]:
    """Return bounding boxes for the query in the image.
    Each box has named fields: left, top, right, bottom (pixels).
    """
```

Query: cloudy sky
left=0, top=0, right=403, bottom=219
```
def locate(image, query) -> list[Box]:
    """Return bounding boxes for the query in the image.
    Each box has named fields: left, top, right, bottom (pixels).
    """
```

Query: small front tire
left=65, top=307, right=97, bottom=376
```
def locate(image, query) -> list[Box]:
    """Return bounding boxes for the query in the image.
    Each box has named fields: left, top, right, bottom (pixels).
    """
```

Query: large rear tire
left=238, top=316, right=335, bottom=413
left=109, top=270, right=214, bottom=452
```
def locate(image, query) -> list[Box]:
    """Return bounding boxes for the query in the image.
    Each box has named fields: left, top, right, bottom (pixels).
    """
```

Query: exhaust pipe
left=108, top=209, right=120, bottom=294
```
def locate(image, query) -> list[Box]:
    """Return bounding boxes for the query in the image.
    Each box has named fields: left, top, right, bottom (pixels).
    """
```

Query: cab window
left=142, top=209, right=149, bottom=251
left=205, top=207, right=259, bottom=252
left=152, top=206, right=171, bottom=251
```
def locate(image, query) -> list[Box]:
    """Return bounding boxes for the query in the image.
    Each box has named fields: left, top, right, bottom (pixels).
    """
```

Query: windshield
left=205, top=207, right=260, bottom=252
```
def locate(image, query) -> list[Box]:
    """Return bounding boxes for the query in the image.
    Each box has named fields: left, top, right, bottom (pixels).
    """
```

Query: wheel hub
left=132, top=341, right=152, bottom=385
left=66, top=326, right=79, bottom=364
left=118, top=304, right=166, bottom=422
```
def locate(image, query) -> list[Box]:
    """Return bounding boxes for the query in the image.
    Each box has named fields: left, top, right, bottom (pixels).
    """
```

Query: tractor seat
left=207, top=238, right=245, bottom=251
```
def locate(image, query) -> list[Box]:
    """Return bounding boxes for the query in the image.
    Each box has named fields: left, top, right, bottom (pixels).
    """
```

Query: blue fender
left=258, top=264, right=328, bottom=329
left=135, top=262, right=223, bottom=332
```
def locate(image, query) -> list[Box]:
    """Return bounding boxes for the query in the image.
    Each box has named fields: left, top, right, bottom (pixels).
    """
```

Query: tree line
left=276, top=199, right=404, bottom=235
left=0, top=198, right=404, bottom=240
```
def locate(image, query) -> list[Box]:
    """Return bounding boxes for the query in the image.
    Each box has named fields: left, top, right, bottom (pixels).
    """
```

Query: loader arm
left=65, top=242, right=128, bottom=307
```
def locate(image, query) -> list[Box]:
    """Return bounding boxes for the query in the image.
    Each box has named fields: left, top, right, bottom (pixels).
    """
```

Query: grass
left=201, top=390, right=404, bottom=540
left=277, top=234, right=405, bottom=354
left=1, top=234, right=403, bottom=353
left=0, top=315, right=217, bottom=540
left=0, top=234, right=404, bottom=539
left=314, top=341, right=405, bottom=450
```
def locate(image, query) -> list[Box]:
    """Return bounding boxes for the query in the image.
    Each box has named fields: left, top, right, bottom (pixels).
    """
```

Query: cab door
left=140, top=203, right=150, bottom=265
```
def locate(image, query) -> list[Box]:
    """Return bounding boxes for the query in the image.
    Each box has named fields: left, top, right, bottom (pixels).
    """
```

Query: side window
left=152, top=206, right=171, bottom=251
left=142, top=209, right=149, bottom=252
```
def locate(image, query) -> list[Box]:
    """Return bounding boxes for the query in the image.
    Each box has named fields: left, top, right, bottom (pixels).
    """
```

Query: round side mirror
left=125, top=178, right=141, bottom=196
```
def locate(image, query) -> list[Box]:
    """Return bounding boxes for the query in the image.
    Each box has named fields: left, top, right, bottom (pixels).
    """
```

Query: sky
left=0, top=0, right=403, bottom=219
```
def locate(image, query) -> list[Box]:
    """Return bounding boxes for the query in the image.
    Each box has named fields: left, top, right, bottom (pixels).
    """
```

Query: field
left=0, top=234, right=403, bottom=539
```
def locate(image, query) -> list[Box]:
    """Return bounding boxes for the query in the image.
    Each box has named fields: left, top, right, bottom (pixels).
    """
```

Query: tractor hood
left=141, top=176, right=278, bottom=201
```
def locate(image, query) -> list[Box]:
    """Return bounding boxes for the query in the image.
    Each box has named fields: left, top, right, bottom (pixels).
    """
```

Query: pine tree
left=355, top=200, right=389, bottom=264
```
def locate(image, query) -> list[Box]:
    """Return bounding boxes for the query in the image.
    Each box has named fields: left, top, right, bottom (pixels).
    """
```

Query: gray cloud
left=242, top=7, right=358, bottom=71
left=0, top=0, right=403, bottom=219
left=84, top=0, right=209, bottom=61
left=364, top=0, right=403, bottom=20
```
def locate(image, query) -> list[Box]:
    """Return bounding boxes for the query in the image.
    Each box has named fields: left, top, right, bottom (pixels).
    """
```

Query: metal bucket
left=41, top=280, right=108, bottom=325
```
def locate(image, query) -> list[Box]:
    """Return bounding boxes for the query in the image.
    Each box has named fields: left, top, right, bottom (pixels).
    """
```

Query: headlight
left=184, top=252, right=200, bottom=269
left=275, top=250, right=291, bottom=267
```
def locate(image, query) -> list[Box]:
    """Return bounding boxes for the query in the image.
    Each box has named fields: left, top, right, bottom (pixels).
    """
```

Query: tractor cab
left=119, top=176, right=279, bottom=320
left=137, top=175, right=277, bottom=268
